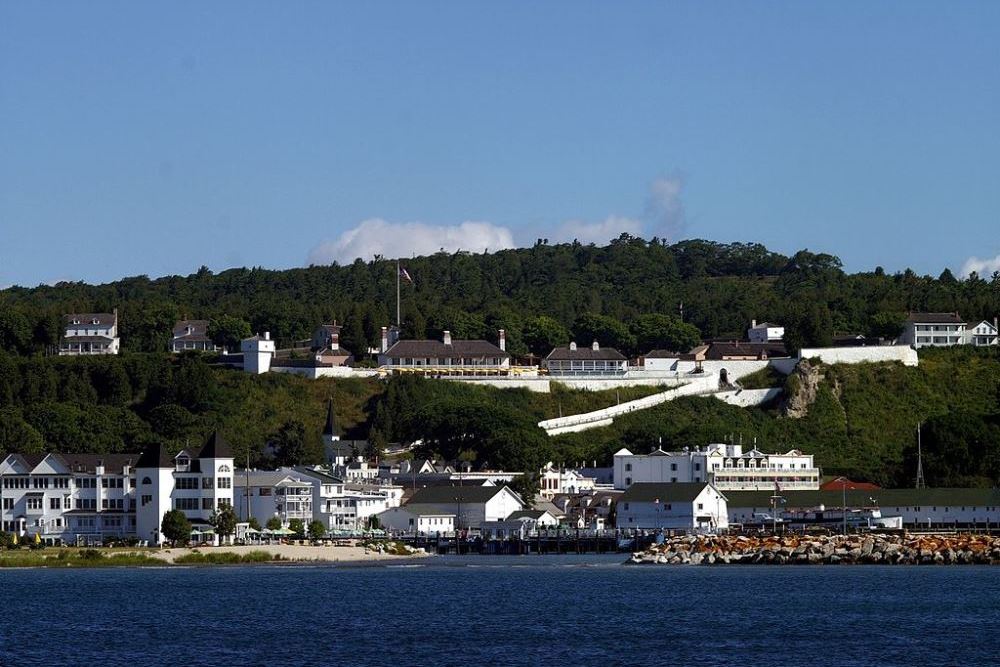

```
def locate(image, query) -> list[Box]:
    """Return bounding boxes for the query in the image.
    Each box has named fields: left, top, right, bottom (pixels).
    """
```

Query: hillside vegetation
left=1, top=347, right=998, bottom=487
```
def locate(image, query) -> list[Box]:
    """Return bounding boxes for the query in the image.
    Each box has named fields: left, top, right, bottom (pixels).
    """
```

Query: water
left=2, top=555, right=997, bottom=666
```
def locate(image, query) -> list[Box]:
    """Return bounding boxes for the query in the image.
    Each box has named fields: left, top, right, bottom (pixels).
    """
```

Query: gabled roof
left=506, top=510, right=551, bottom=521
left=619, top=482, right=720, bottom=503
left=906, top=312, right=965, bottom=324
left=644, top=349, right=683, bottom=359
left=545, top=345, right=626, bottom=361
left=749, top=322, right=781, bottom=329
left=323, top=399, right=338, bottom=437
left=383, top=339, right=509, bottom=359
left=172, top=320, right=210, bottom=340
left=65, top=313, right=116, bottom=326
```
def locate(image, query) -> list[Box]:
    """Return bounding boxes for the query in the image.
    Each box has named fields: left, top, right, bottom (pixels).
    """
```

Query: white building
left=59, top=311, right=120, bottom=356
left=544, top=341, right=627, bottom=376
left=726, top=488, right=1000, bottom=529
left=241, top=332, right=276, bottom=374
left=377, top=506, right=455, bottom=535
left=965, top=319, right=999, bottom=346
left=747, top=320, right=784, bottom=343
left=538, top=462, right=597, bottom=500
left=171, top=319, right=219, bottom=353
left=135, top=433, right=235, bottom=545
left=377, top=327, right=512, bottom=375
left=616, top=482, right=729, bottom=532
left=900, top=312, right=966, bottom=348
left=405, top=485, right=525, bottom=530
left=234, top=470, right=314, bottom=528
left=1, top=452, right=138, bottom=544
left=614, top=444, right=820, bottom=492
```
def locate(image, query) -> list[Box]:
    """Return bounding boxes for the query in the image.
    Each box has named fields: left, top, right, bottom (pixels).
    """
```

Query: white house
left=543, top=341, right=627, bottom=376
left=234, top=470, right=314, bottom=529
left=747, top=320, right=784, bottom=343
left=135, top=433, right=235, bottom=545
left=900, top=312, right=966, bottom=348
left=965, top=319, right=999, bottom=346
left=614, top=444, right=819, bottom=492
left=405, top=485, right=525, bottom=530
left=59, top=311, right=120, bottom=356
left=642, top=350, right=681, bottom=372
left=616, top=482, right=728, bottom=532
left=241, top=332, right=276, bottom=374
left=171, top=319, right=218, bottom=353
left=377, top=327, right=511, bottom=375
left=377, top=506, right=455, bottom=535
left=538, top=462, right=597, bottom=500
left=0, top=452, right=138, bottom=544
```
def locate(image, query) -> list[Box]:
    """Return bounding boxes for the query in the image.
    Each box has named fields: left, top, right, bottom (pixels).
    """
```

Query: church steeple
left=323, top=399, right=339, bottom=442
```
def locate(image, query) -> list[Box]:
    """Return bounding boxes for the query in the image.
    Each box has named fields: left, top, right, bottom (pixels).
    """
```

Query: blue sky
left=2, top=2, right=999, bottom=287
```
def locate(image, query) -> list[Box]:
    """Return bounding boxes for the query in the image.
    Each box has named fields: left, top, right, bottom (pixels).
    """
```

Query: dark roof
left=65, top=313, right=116, bottom=326
left=545, top=345, right=626, bottom=361
left=58, top=453, right=138, bottom=473
left=136, top=443, right=175, bottom=469
left=507, top=510, right=547, bottom=520
left=172, top=320, right=210, bottom=339
left=199, top=431, right=233, bottom=459
left=408, top=485, right=508, bottom=505
left=707, top=341, right=788, bottom=359
left=906, top=312, right=965, bottom=324
left=619, top=482, right=716, bottom=503
left=384, top=339, right=509, bottom=359
left=290, top=466, right=344, bottom=483
left=726, top=488, right=1000, bottom=509
left=323, top=399, right=338, bottom=437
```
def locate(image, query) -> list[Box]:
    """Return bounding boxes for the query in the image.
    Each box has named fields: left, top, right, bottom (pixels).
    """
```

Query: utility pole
left=915, top=423, right=926, bottom=489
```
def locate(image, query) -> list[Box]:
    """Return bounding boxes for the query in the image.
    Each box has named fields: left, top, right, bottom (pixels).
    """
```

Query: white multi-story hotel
left=134, top=433, right=235, bottom=545
left=614, top=443, right=820, bottom=492
left=59, top=311, right=121, bottom=355
left=1, top=433, right=234, bottom=545
left=1, top=452, right=138, bottom=544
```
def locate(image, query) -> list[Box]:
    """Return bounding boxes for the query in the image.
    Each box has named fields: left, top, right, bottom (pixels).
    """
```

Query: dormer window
left=71, top=319, right=80, bottom=325
left=92, top=319, right=100, bottom=325
left=175, top=455, right=191, bottom=472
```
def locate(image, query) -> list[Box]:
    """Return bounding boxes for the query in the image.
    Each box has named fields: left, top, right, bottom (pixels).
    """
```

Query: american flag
left=398, top=266, right=413, bottom=283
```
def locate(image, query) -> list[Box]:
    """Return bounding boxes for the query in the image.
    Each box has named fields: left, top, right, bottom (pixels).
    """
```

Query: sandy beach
left=147, top=543, right=431, bottom=564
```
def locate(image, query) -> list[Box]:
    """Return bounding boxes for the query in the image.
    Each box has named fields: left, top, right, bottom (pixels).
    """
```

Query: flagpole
left=396, top=260, right=400, bottom=328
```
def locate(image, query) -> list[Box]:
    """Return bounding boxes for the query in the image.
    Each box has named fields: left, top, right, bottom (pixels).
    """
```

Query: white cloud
left=308, top=218, right=516, bottom=265
left=553, top=215, right=643, bottom=244
left=960, top=254, right=1000, bottom=278
left=644, top=174, right=686, bottom=240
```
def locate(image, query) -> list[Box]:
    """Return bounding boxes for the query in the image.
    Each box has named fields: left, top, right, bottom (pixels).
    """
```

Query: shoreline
left=628, top=533, right=1000, bottom=566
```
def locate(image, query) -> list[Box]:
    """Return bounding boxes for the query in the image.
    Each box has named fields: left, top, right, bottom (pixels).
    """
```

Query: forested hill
left=2, top=236, right=998, bottom=357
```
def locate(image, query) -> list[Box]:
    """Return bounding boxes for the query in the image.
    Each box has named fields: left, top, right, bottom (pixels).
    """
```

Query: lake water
left=2, top=555, right=997, bottom=666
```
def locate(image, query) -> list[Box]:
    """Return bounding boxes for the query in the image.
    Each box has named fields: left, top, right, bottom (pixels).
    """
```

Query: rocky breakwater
left=628, top=534, right=1000, bottom=565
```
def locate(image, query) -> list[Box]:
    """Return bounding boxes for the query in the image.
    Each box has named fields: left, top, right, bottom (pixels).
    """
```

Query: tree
left=307, top=520, right=327, bottom=540
left=629, top=313, right=701, bottom=353
left=265, top=516, right=282, bottom=531
left=269, top=420, right=307, bottom=467
left=161, top=510, right=192, bottom=546
left=210, top=505, right=238, bottom=542
left=522, top=316, right=571, bottom=355
left=207, top=315, right=252, bottom=351
left=867, top=312, right=904, bottom=341
left=573, top=313, right=636, bottom=354
left=248, top=517, right=262, bottom=531
left=507, top=472, right=540, bottom=504
left=288, top=518, right=305, bottom=538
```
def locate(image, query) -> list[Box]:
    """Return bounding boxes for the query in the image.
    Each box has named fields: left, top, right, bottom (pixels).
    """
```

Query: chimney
left=569, top=341, right=577, bottom=351
left=380, top=326, right=388, bottom=353
left=498, top=329, right=506, bottom=352
left=751, top=319, right=757, bottom=328
left=264, top=331, right=270, bottom=341
left=443, top=330, right=452, bottom=345
left=592, top=340, right=599, bottom=351
left=331, top=331, right=339, bottom=351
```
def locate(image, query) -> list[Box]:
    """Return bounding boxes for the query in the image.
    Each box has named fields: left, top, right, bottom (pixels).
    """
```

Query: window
left=202, top=477, right=214, bottom=489
left=697, top=503, right=704, bottom=510
left=142, top=477, right=152, bottom=485
left=141, top=495, right=152, bottom=507
left=50, top=498, right=61, bottom=510
left=27, top=498, right=43, bottom=510
left=671, top=477, right=677, bottom=483
left=175, top=477, right=199, bottom=490
left=203, top=498, right=214, bottom=510
left=624, top=463, right=632, bottom=471
left=625, top=477, right=632, bottom=486
left=2, top=498, right=11, bottom=510
left=174, top=498, right=199, bottom=510
left=218, top=465, right=231, bottom=473
left=623, top=503, right=629, bottom=511
left=670, top=463, right=677, bottom=471
left=694, top=463, right=701, bottom=471
left=217, top=477, right=232, bottom=489
left=259, top=488, right=272, bottom=496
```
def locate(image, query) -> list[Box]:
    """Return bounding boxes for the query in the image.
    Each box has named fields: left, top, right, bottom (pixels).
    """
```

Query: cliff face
left=782, top=359, right=824, bottom=419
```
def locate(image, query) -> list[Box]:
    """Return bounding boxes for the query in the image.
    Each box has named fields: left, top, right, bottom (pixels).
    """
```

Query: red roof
left=820, top=478, right=881, bottom=491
